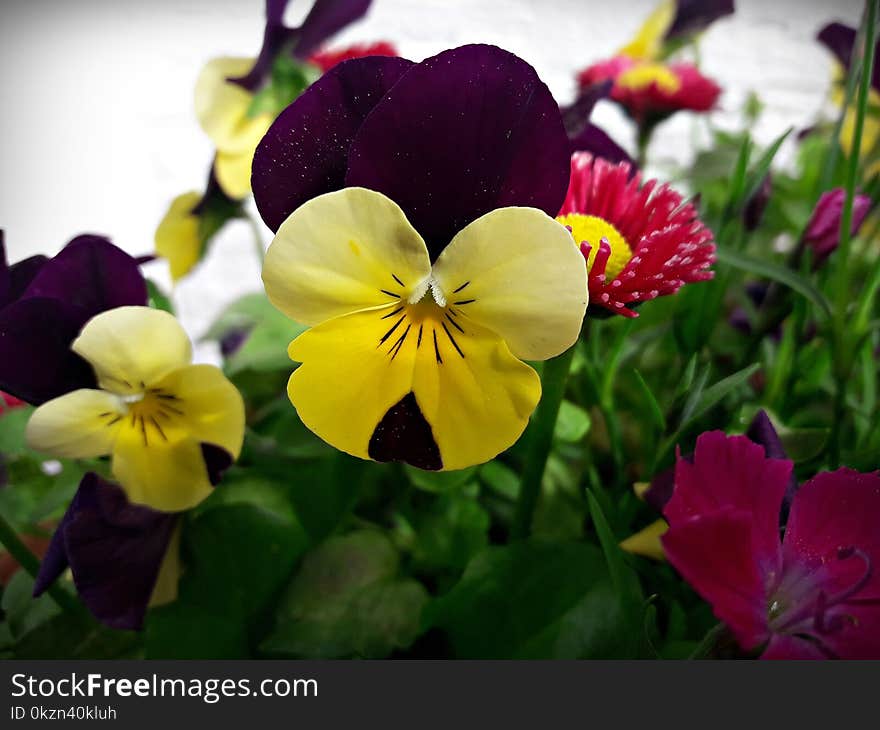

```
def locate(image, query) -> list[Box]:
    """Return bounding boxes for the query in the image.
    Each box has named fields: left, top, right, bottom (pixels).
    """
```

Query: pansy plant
left=255, top=45, right=588, bottom=471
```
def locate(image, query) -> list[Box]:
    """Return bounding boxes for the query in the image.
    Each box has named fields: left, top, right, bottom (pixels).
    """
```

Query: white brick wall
left=0, top=0, right=863, bottom=360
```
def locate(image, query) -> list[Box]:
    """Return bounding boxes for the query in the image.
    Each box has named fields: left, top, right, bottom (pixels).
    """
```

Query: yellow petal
left=263, top=187, right=432, bottom=326
left=214, top=148, right=256, bottom=200
left=152, top=364, right=245, bottom=458
left=155, top=192, right=202, bottom=281
left=619, top=0, right=675, bottom=60
left=409, top=313, right=540, bottom=471
left=25, top=389, right=122, bottom=458
left=112, top=430, right=213, bottom=512
left=431, top=207, right=588, bottom=362
left=287, top=301, right=541, bottom=470
left=194, top=56, right=274, bottom=154
left=287, top=306, right=420, bottom=462
left=72, top=307, right=193, bottom=395
left=620, top=519, right=668, bottom=561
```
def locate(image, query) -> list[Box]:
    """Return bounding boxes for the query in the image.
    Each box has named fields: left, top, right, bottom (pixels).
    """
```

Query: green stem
left=688, top=622, right=728, bottom=660
left=511, top=345, right=576, bottom=541
left=0, top=512, right=87, bottom=619
left=829, top=0, right=877, bottom=467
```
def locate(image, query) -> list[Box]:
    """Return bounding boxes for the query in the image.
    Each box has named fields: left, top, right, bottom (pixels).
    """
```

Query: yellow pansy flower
left=194, top=57, right=275, bottom=199
left=25, top=306, right=245, bottom=512
left=262, top=187, right=588, bottom=471
left=155, top=191, right=202, bottom=282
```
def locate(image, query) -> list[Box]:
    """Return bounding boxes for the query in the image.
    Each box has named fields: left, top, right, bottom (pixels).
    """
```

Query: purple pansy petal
left=745, top=409, right=798, bottom=518
left=569, top=123, right=633, bottom=165
left=32, top=483, right=91, bottom=596
left=561, top=80, right=613, bottom=136
left=760, top=634, right=829, bottom=660
left=22, top=235, right=147, bottom=319
left=0, top=232, right=9, bottom=305
left=664, top=432, right=789, bottom=578
left=667, top=0, right=735, bottom=40
left=230, top=22, right=296, bottom=91
left=201, top=444, right=234, bottom=486
left=0, top=298, right=96, bottom=404
left=253, top=55, right=414, bottom=231
left=293, top=0, right=372, bottom=59
left=345, top=44, right=571, bottom=258
left=817, top=22, right=880, bottom=93
left=35, top=473, right=178, bottom=631
left=662, top=508, right=770, bottom=650
left=783, top=469, right=880, bottom=601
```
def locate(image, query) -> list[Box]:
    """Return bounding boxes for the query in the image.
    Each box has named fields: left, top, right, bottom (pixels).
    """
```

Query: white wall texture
left=0, top=0, right=864, bottom=361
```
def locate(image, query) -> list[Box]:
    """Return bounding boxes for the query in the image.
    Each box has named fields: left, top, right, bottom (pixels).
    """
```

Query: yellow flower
left=155, top=192, right=202, bottom=282
left=25, top=306, right=245, bottom=512
left=194, top=57, right=275, bottom=199
left=619, top=0, right=675, bottom=61
left=620, top=519, right=668, bottom=561
left=262, top=187, right=588, bottom=471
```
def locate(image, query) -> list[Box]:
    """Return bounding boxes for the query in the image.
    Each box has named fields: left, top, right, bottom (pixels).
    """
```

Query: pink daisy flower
left=557, top=152, right=715, bottom=317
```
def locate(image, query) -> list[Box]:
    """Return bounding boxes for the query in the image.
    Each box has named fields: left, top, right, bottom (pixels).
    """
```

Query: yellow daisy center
left=617, top=62, right=681, bottom=93
left=557, top=213, right=633, bottom=280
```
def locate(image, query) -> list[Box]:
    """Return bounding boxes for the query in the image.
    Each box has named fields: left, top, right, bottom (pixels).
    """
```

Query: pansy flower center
left=617, top=62, right=681, bottom=93
left=558, top=213, right=633, bottom=280
left=101, top=388, right=187, bottom=448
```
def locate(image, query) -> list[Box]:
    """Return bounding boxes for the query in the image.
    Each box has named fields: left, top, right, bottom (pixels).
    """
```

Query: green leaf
left=412, top=495, right=490, bottom=575
left=261, top=530, right=428, bottom=658
left=632, top=369, right=666, bottom=434
left=146, top=279, right=174, bottom=314
left=426, top=541, right=638, bottom=658
left=715, top=247, right=833, bottom=318
left=586, top=491, right=643, bottom=610
left=479, top=461, right=519, bottom=500
left=405, top=465, right=477, bottom=493
left=778, top=427, right=829, bottom=462
left=0, top=406, right=33, bottom=457
left=554, top=400, right=592, bottom=443
left=741, top=128, right=792, bottom=208
left=681, top=363, right=760, bottom=431
left=1, top=570, right=60, bottom=641
left=145, top=483, right=309, bottom=658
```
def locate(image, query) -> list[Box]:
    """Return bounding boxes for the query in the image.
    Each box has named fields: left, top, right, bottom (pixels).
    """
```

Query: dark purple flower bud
left=804, top=188, right=872, bottom=266
left=817, top=22, right=880, bottom=94
left=667, top=0, right=735, bottom=41
left=743, top=172, right=772, bottom=231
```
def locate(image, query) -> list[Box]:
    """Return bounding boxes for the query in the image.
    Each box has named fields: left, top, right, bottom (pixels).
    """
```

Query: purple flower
left=662, top=431, right=880, bottom=659
left=666, top=1, right=735, bottom=42
left=253, top=44, right=571, bottom=256
left=561, top=80, right=634, bottom=166
left=804, top=188, right=871, bottom=266
left=817, top=22, right=880, bottom=94
left=0, top=234, right=147, bottom=405
left=33, top=473, right=179, bottom=631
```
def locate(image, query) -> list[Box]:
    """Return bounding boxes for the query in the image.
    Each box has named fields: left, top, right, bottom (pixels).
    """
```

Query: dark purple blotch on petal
left=346, top=44, right=571, bottom=259
left=369, top=392, right=442, bottom=470
left=201, top=444, right=234, bottom=486
left=0, top=298, right=97, bottom=404
left=34, top=473, right=178, bottom=631
left=253, top=55, right=414, bottom=231
left=667, top=0, right=735, bottom=41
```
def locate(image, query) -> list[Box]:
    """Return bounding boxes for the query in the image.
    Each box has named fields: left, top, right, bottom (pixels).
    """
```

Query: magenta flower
left=804, top=188, right=871, bottom=265
left=662, top=431, right=880, bottom=659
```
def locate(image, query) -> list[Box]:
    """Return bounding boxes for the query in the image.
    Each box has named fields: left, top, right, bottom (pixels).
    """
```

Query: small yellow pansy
left=620, top=519, right=668, bottom=561
left=194, top=57, right=275, bottom=199
left=155, top=192, right=202, bottom=282
left=25, top=306, right=245, bottom=512
left=262, top=187, right=588, bottom=471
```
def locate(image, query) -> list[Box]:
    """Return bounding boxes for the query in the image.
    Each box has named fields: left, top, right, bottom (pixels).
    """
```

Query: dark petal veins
left=35, top=473, right=178, bottom=631
left=293, top=0, right=373, bottom=59
left=368, top=392, right=442, bottom=470
left=667, top=0, right=735, bottom=40
left=22, top=235, right=148, bottom=319
left=0, top=298, right=97, bottom=405
left=346, top=44, right=570, bottom=259
left=201, top=443, right=234, bottom=486
left=252, top=55, right=414, bottom=231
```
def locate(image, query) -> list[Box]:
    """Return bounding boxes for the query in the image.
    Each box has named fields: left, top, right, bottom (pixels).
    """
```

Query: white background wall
left=0, top=0, right=863, bottom=359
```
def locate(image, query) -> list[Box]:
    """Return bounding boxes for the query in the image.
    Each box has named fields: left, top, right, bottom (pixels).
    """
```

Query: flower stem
left=828, top=0, right=877, bottom=468
left=0, top=512, right=87, bottom=619
left=688, top=622, right=729, bottom=659
left=511, top=345, right=576, bottom=541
